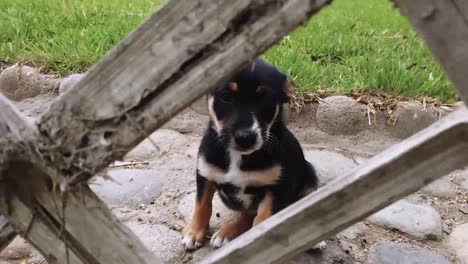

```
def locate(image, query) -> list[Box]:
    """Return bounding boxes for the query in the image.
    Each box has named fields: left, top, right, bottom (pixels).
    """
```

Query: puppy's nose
left=234, top=131, right=258, bottom=150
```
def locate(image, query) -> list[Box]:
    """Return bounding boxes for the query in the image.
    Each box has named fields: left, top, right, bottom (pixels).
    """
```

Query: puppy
left=182, top=59, right=319, bottom=250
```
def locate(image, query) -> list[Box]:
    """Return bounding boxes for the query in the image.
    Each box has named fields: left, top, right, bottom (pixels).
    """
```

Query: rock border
left=0, top=65, right=463, bottom=139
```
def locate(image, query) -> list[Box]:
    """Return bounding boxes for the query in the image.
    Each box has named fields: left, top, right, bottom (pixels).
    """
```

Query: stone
left=0, top=65, right=61, bottom=101
left=421, top=177, right=457, bottom=198
left=90, top=169, right=162, bottom=206
left=451, top=169, right=468, bottom=185
left=0, top=237, right=32, bottom=260
left=58, top=73, right=85, bottom=94
left=162, top=109, right=209, bottom=135
left=368, top=200, right=442, bottom=240
left=316, top=96, right=367, bottom=135
left=448, top=223, right=468, bottom=264
left=461, top=180, right=468, bottom=192
left=304, top=149, right=358, bottom=186
left=127, top=223, right=183, bottom=263
left=388, top=101, right=438, bottom=139
left=290, top=243, right=354, bottom=264
left=124, top=129, right=191, bottom=160
left=368, top=241, right=451, bottom=264
left=337, top=222, right=370, bottom=240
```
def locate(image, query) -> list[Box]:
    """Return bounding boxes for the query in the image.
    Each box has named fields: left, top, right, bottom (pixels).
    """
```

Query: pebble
left=304, top=149, right=358, bottom=186
left=448, top=223, right=468, bottom=264
left=421, top=177, right=458, bottom=198
left=368, top=200, right=442, bottom=240
left=90, top=169, right=162, bottom=206
left=368, top=241, right=451, bottom=264
left=58, top=73, right=85, bottom=94
left=316, top=96, right=367, bottom=135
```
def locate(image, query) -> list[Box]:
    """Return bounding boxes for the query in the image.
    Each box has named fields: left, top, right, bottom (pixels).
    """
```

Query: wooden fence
left=0, top=0, right=467, bottom=263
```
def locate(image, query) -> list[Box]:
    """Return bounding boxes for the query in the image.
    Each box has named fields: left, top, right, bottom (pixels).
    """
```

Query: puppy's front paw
left=210, top=230, right=230, bottom=248
left=182, top=224, right=208, bottom=250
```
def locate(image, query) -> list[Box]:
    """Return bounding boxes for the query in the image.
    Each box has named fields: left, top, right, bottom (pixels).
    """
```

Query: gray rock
left=58, top=73, right=85, bottom=94
left=421, top=177, right=457, bottom=198
left=461, top=180, right=468, bottom=192
left=316, top=96, right=367, bottom=135
left=0, top=237, right=32, bottom=260
left=124, top=129, right=191, bottom=160
left=448, top=223, right=468, bottom=264
left=389, top=101, right=438, bottom=139
left=91, top=169, right=162, bottom=206
left=127, top=223, right=183, bottom=263
left=304, top=149, right=358, bottom=186
left=337, top=222, right=370, bottom=240
left=0, top=65, right=61, bottom=101
left=453, top=101, right=466, bottom=109
left=368, top=200, right=442, bottom=240
left=290, top=243, right=353, bottom=264
left=452, top=169, right=468, bottom=185
left=368, top=241, right=451, bottom=264
left=162, top=109, right=209, bottom=135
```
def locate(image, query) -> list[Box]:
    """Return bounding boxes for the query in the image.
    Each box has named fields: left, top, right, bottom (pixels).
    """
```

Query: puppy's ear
left=281, top=77, right=294, bottom=103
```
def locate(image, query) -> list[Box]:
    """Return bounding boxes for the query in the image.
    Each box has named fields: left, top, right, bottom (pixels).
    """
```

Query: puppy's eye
left=219, top=93, right=233, bottom=103
left=256, top=86, right=266, bottom=94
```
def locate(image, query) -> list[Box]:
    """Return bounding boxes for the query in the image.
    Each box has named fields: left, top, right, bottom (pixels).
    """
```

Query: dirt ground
left=1, top=94, right=467, bottom=264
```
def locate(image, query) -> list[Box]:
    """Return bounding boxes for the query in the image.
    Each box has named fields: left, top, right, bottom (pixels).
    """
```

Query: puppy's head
left=208, top=60, right=292, bottom=154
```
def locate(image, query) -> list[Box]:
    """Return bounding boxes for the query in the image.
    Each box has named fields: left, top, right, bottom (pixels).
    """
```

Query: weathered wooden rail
left=1, top=0, right=467, bottom=263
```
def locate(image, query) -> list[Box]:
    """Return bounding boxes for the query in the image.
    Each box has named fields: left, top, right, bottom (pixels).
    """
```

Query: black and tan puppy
left=182, top=59, right=319, bottom=250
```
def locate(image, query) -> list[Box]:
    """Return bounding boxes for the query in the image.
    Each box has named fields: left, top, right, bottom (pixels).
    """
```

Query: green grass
left=0, top=0, right=458, bottom=102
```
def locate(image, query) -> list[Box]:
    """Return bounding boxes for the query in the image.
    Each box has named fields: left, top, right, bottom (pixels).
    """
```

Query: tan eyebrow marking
left=229, top=82, right=238, bottom=92
left=256, top=86, right=265, bottom=94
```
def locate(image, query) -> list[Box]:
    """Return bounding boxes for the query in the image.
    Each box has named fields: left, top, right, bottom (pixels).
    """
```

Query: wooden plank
left=0, top=215, right=15, bottom=252
left=37, top=0, right=333, bottom=184
left=1, top=193, right=83, bottom=264
left=0, top=95, right=158, bottom=264
left=394, top=0, right=468, bottom=105
left=201, top=107, right=468, bottom=264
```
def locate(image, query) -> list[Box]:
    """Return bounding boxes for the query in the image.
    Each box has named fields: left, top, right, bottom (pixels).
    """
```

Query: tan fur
left=184, top=181, right=216, bottom=244
left=217, top=213, right=254, bottom=240
left=253, top=192, right=273, bottom=226
left=266, top=104, right=280, bottom=133
left=208, top=96, right=223, bottom=133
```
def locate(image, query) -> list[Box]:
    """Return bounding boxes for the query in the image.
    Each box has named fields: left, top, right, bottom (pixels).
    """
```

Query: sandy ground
left=1, top=94, right=467, bottom=264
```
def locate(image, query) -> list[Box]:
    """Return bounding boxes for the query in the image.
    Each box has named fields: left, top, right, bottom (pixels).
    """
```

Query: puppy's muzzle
left=233, top=130, right=258, bottom=151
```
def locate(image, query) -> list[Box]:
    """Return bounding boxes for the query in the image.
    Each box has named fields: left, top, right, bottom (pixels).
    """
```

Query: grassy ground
left=0, top=0, right=458, bottom=102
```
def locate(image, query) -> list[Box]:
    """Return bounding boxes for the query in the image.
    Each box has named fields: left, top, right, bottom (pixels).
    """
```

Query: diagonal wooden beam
left=1, top=1, right=333, bottom=263
left=37, top=0, right=333, bottom=185
left=201, top=107, right=468, bottom=264
left=0, top=95, right=158, bottom=264
left=394, top=0, right=468, bottom=105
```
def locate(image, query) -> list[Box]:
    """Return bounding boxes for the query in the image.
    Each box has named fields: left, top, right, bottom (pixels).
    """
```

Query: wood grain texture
left=0, top=215, right=15, bottom=252
left=201, top=107, right=468, bottom=264
left=0, top=95, right=158, bottom=264
left=37, top=0, right=333, bottom=184
left=394, top=0, right=468, bottom=105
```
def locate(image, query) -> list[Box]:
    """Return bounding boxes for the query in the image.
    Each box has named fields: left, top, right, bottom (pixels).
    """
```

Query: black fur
left=196, top=59, right=318, bottom=215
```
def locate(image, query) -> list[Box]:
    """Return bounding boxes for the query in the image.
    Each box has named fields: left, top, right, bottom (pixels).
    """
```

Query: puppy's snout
left=234, top=131, right=258, bottom=150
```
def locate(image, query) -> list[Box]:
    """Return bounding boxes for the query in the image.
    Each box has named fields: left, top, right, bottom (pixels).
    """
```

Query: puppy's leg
left=182, top=174, right=215, bottom=250
left=210, top=212, right=254, bottom=248
left=253, top=192, right=274, bottom=226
